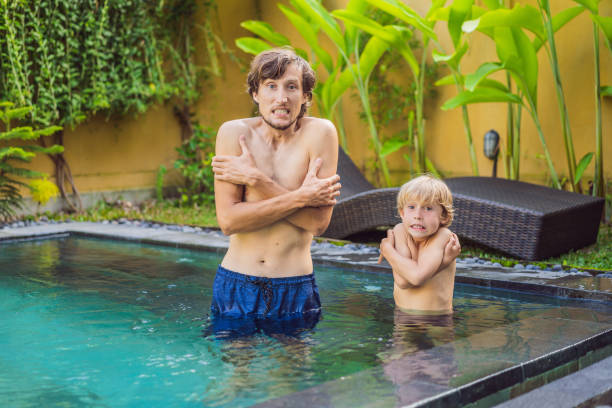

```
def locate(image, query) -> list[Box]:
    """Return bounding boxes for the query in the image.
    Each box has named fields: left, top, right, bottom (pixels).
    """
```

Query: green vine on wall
left=0, top=0, right=228, bottom=213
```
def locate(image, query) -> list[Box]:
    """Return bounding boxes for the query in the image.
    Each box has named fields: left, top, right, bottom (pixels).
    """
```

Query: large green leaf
left=482, top=0, right=503, bottom=10
left=333, top=10, right=398, bottom=43
left=292, top=0, right=345, bottom=53
left=278, top=4, right=334, bottom=73
left=365, top=0, right=436, bottom=40
left=574, top=152, right=594, bottom=184
left=477, top=78, right=510, bottom=92
left=432, top=41, right=468, bottom=70
left=465, top=62, right=504, bottom=91
left=235, top=37, right=272, bottom=55
left=592, top=15, right=612, bottom=46
left=333, top=11, right=418, bottom=75
left=463, top=4, right=545, bottom=42
left=240, top=21, right=291, bottom=46
left=449, top=0, right=474, bottom=48
left=572, top=0, right=598, bottom=14
left=328, top=36, right=388, bottom=109
left=441, top=88, right=522, bottom=110
left=601, top=86, right=612, bottom=97
left=345, top=0, right=370, bottom=55
left=434, top=74, right=458, bottom=87
left=381, top=138, right=409, bottom=157
left=494, top=26, right=538, bottom=103
left=533, top=6, right=585, bottom=51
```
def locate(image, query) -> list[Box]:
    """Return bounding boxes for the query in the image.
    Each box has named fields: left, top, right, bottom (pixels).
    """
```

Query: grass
left=37, top=199, right=218, bottom=228
left=27, top=199, right=612, bottom=272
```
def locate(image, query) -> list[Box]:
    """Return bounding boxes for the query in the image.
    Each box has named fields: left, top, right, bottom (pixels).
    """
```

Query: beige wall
left=19, top=0, right=612, bottom=204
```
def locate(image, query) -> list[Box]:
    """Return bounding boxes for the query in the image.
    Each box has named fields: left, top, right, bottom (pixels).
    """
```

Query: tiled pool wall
left=1, top=222, right=611, bottom=408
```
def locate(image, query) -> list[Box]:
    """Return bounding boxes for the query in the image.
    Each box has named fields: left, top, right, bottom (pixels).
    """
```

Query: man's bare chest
left=251, top=144, right=310, bottom=190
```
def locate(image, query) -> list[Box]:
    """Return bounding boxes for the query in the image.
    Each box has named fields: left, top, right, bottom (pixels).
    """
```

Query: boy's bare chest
left=251, top=143, right=310, bottom=190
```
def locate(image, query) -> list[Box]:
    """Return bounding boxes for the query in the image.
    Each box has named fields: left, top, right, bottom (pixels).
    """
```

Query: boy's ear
left=439, top=211, right=450, bottom=226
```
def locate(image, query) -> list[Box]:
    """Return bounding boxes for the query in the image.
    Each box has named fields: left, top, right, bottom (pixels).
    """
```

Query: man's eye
left=267, top=83, right=276, bottom=89
left=288, top=84, right=297, bottom=90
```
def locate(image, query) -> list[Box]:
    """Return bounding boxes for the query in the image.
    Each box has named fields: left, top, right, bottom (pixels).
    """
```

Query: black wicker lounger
left=322, top=147, right=400, bottom=239
left=324, top=148, right=604, bottom=261
left=444, top=177, right=604, bottom=260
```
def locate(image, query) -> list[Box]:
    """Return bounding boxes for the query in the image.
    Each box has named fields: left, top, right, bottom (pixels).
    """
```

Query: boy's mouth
left=410, top=224, right=426, bottom=231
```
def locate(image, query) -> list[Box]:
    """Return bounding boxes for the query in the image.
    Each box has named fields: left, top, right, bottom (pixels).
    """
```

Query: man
left=210, top=48, right=341, bottom=322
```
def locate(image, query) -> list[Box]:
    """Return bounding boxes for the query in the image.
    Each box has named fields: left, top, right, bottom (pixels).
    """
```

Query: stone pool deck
left=2, top=221, right=611, bottom=407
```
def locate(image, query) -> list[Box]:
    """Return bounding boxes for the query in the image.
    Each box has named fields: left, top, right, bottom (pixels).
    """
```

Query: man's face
left=253, top=63, right=308, bottom=131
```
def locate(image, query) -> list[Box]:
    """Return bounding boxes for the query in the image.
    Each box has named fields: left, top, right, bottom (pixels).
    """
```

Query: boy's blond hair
left=397, top=174, right=454, bottom=227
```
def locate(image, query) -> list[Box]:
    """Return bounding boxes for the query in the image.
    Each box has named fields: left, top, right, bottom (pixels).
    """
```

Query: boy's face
left=253, top=62, right=307, bottom=131
left=399, top=201, right=444, bottom=241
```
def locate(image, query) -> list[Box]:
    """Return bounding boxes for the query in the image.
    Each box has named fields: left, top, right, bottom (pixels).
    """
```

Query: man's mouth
left=273, top=108, right=289, bottom=116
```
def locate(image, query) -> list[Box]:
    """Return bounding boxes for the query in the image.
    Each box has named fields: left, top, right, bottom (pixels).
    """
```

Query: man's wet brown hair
left=247, top=48, right=316, bottom=121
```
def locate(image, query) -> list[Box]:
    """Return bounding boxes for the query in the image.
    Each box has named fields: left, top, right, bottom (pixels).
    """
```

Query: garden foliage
left=0, top=0, right=222, bottom=212
left=0, top=102, right=62, bottom=220
left=174, top=124, right=215, bottom=206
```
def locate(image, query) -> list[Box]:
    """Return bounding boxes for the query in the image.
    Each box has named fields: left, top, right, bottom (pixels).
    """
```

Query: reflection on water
left=0, top=237, right=608, bottom=407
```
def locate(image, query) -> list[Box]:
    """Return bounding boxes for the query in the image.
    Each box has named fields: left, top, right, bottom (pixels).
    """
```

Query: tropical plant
left=0, top=102, right=62, bottom=220
left=430, top=0, right=481, bottom=176
left=579, top=0, right=612, bottom=198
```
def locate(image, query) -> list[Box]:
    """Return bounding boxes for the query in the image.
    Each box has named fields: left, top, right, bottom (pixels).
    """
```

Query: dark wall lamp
left=484, top=129, right=500, bottom=178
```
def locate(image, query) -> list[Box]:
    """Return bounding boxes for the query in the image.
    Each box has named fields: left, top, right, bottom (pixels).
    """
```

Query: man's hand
left=298, top=157, right=341, bottom=207
left=441, top=232, right=461, bottom=267
left=212, top=135, right=260, bottom=186
left=378, top=228, right=395, bottom=264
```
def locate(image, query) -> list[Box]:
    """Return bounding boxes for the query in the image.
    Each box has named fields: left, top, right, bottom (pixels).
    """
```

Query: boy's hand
left=441, top=232, right=461, bottom=267
left=377, top=229, right=395, bottom=264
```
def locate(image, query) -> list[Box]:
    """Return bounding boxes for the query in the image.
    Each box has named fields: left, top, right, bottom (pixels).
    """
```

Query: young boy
left=378, top=174, right=460, bottom=315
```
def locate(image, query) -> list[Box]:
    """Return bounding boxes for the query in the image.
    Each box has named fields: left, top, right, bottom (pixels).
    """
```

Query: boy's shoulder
left=425, top=227, right=452, bottom=247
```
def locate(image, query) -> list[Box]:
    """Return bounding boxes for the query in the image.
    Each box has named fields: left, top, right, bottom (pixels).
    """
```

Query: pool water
left=0, top=237, right=607, bottom=407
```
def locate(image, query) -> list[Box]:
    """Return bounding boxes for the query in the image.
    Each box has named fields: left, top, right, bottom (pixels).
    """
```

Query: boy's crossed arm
left=378, top=226, right=460, bottom=287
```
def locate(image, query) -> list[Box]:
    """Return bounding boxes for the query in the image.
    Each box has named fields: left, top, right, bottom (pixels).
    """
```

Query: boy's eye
left=426, top=206, right=433, bottom=211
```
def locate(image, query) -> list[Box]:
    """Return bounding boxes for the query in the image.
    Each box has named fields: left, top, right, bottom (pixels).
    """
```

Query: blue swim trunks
left=210, top=265, right=322, bottom=319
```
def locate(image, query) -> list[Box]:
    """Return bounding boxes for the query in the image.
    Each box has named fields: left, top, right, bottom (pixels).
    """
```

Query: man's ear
left=252, top=91, right=259, bottom=104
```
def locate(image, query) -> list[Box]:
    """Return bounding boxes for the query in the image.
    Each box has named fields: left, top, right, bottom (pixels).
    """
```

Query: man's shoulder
left=218, top=118, right=257, bottom=135
left=300, top=117, right=338, bottom=145
left=301, top=117, right=336, bottom=133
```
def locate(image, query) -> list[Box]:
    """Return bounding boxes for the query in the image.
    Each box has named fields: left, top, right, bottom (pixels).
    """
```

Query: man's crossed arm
left=213, top=130, right=341, bottom=236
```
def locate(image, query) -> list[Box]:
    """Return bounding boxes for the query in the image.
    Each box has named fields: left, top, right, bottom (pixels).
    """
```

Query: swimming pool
left=1, top=236, right=610, bottom=407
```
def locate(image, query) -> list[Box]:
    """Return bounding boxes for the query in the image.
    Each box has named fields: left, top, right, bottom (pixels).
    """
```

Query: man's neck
left=257, top=117, right=299, bottom=146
